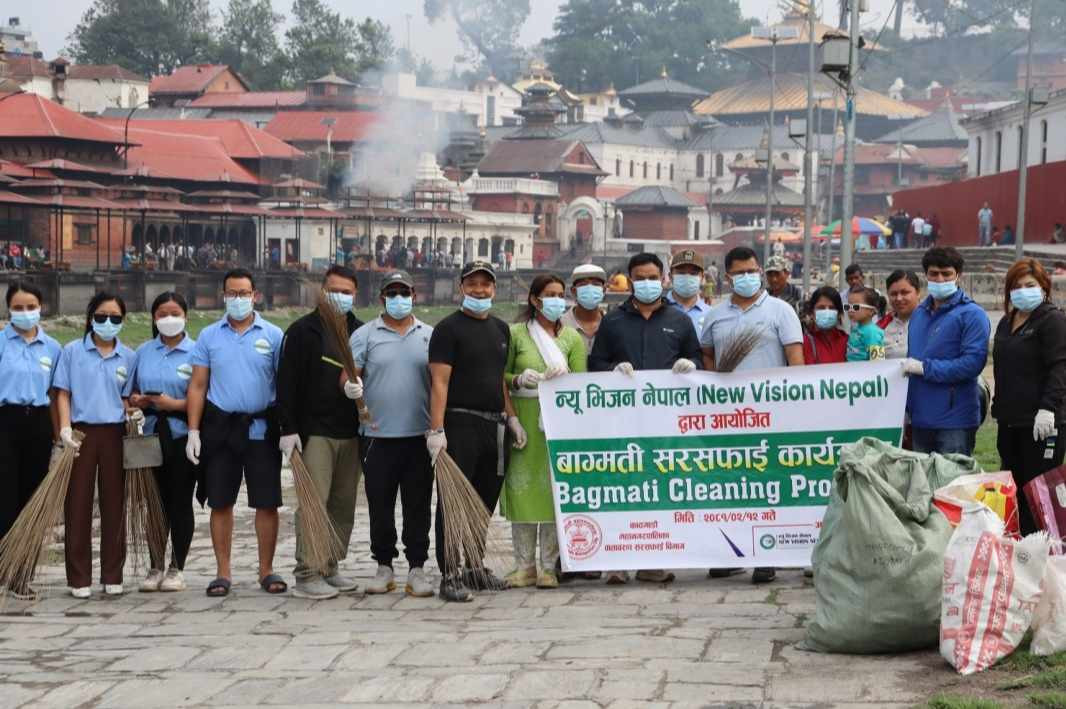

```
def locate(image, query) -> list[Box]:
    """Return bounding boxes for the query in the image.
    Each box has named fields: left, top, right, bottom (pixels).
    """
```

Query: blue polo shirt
left=134, top=334, right=195, bottom=438
left=0, top=324, right=62, bottom=407
left=700, top=290, right=803, bottom=371
left=350, top=316, right=433, bottom=438
left=666, top=291, right=713, bottom=337
left=53, top=334, right=136, bottom=424
left=191, top=313, right=282, bottom=440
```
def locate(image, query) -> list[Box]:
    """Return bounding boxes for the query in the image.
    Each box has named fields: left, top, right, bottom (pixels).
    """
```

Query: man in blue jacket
left=901, top=247, right=990, bottom=455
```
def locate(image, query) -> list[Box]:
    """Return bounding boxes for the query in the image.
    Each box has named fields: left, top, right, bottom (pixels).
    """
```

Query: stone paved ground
left=0, top=472, right=955, bottom=708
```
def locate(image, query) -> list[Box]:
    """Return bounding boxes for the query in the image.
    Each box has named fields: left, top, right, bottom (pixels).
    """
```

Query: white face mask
left=156, top=316, right=186, bottom=338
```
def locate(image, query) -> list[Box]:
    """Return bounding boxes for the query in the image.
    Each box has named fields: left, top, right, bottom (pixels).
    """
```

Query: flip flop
left=259, top=573, right=287, bottom=595
left=206, top=577, right=231, bottom=597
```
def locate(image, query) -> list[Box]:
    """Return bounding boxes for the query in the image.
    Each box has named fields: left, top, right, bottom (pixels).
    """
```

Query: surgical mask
left=92, top=319, right=122, bottom=342
left=927, top=279, right=958, bottom=301
left=225, top=296, right=254, bottom=320
left=155, top=316, right=186, bottom=338
left=1010, top=286, right=1044, bottom=312
left=539, top=296, right=567, bottom=322
left=328, top=292, right=353, bottom=314
left=632, top=280, right=663, bottom=304
left=10, top=309, right=40, bottom=331
left=385, top=295, right=413, bottom=319
left=462, top=294, right=493, bottom=314
left=575, top=284, right=604, bottom=310
left=732, top=273, right=762, bottom=298
left=672, top=274, right=702, bottom=299
left=814, top=309, right=839, bottom=330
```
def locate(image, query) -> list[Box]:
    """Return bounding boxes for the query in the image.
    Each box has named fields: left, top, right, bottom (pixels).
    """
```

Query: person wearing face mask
left=801, top=287, right=848, bottom=365
left=0, top=282, right=61, bottom=598
left=901, top=247, right=990, bottom=456
left=186, top=269, right=286, bottom=598
left=348, top=270, right=436, bottom=598
left=666, top=250, right=713, bottom=335
left=561, top=263, right=608, bottom=354
left=128, top=292, right=197, bottom=593
left=275, top=265, right=364, bottom=600
left=54, top=292, right=138, bottom=599
left=502, top=275, right=587, bottom=589
left=992, top=259, right=1066, bottom=535
left=428, top=260, right=527, bottom=602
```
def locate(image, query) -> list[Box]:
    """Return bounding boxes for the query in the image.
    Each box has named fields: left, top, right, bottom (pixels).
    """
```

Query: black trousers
left=0, top=405, right=52, bottom=543
left=363, top=436, right=433, bottom=568
left=997, top=424, right=1066, bottom=536
left=435, top=412, right=508, bottom=576
left=150, top=433, right=197, bottom=571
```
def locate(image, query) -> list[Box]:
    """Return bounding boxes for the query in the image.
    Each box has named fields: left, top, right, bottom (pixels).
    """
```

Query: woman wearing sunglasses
left=845, top=287, right=886, bottom=362
left=53, top=292, right=139, bottom=599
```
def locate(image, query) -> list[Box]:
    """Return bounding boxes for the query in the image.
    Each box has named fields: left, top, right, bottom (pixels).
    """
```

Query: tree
left=67, top=0, right=213, bottom=77
left=284, top=0, right=394, bottom=84
left=912, top=0, right=1063, bottom=40
left=424, top=0, right=530, bottom=81
left=218, top=0, right=286, bottom=89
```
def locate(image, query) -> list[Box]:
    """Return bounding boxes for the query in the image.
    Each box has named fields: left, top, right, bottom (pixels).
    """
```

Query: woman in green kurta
left=503, top=275, right=587, bottom=589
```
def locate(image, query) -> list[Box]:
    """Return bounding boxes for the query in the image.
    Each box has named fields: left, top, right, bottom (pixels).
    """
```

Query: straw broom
left=0, top=431, right=84, bottom=599
left=434, top=450, right=492, bottom=575
left=290, top=448, right=342, bottom=575
left=715, top=326, right=764, bottom=373
left=124, top=420, right=168, bottom=574
left=316, top=289, right=370, bottom=424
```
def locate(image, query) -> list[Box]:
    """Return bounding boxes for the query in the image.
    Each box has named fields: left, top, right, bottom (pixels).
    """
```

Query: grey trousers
left=294, top=435, right=361, bottom=579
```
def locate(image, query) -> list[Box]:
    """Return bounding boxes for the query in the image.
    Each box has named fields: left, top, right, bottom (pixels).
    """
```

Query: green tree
left=284, top=0, right=394, bottom=84
left=912, top=0, right=1064, bottom=41
left=218, top=0, right=287, bottom=89
left=424, top=0, right=530, bottom=81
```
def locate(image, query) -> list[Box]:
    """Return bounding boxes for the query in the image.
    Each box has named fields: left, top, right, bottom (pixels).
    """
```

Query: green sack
left=803, top=437, right=981, bottom=654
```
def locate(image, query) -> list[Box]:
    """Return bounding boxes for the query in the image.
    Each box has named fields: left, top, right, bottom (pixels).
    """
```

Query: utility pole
left=825, top=96, right=839, bottom=276
left=1016, top=0, right=1036, bottom=260
left=802, top=0, right=816, bottom=296
left=839, top=0, right=861, bottom=291
left=764, top=34, right=777, bottom=265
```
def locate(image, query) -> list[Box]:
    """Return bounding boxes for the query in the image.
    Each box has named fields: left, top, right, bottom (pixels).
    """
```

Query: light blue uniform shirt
left=191, top=313, right=282, bottom=440
left=666, top=291, right=713, bottom=337
left=53, top=334, right=136, bottom=424
left=0, top=324, right=62, bottom=407
left=700, top=291, right=804, bottom=372
left=350, top=316, right=433, bottom=438
left=134, top=334, right=195, bottom=438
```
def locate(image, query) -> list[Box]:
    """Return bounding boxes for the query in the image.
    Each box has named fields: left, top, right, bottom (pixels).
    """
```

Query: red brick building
left=149, top=64, right=249, bottom=107
left=614, top=185, right=694, bottom=240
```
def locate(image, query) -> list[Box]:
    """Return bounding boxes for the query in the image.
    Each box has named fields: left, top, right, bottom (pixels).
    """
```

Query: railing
left=464, top=177, right=559, bottom=197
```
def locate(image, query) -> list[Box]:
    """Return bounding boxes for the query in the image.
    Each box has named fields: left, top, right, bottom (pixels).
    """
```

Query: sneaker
left=365, top=565, right=396, bottom=594
left=504, top=566, right=537, bottom=588
left=405, top=567, right=434, bottom=598
left=605, top=571, right=629, bottom=585
left=139, top=569, right=165, bottom=592
left=324, top=573, right=360, bottom=593
left=439, top=575, right=473, bottom=603
left=707, top=568, right=742, bottom=579
left=635, top=569, right=675, bottom=584
left=462, top=567, right=507, bottom=591
left=536, top=569, right=559, bottom=589
left=70, top=586, right=91, bottom=599
left=291, top=575, right=340, bottom=600
left=159, top=569, right=187, bottom=592
left=104, top=584, right=124, bottom=596
left=752, top=567, right=777, bottom=584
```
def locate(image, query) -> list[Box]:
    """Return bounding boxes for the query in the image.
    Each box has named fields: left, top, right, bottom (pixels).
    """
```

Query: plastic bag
left=1023, top=464, right=1066, bottom=549
left=1032, top=557, right=1066, bottom=656
left=940, top=507, right=1049, bottom=674
left=934, top=471, right=1019, bottom=537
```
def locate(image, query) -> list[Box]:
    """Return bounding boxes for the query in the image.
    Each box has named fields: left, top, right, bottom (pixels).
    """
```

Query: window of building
left=976, top=136, right=982, bottom=176
left=669, top=164, right=674, bottom=181
left=629, top=161, right=634, bottom=177
left=1042, top=120, right=1048, bottom=164
left=696, top=154, right=705, bottom=178
left=642, top=162, right=648, bottom=178
left=615, top=158, right=621, bottom=176
left=1018, top=126, right=1025, bottom=169
left=735, top=153, right=743, bottom=163
left=715, top=153, right=724, bottom=177
left=994, top=131, right=1002, bottom=173
left=533, top=203, right=542, bottom=224
left=782, top=152, right=790, bottom=163
left=656, top=163, right=661, bottom=180
left=694, top=221, right=700, bottom=240
left=75, top=224, right=94, bottom=245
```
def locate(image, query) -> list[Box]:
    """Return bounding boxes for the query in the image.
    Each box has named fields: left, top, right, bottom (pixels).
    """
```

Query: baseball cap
left=461, top=260, right=496, bottom=281
left=764, top=255, right=790, bottom=273
left=671, top=250, right=704, bottom=270
left=571, top=263, right=607, bottom=283
left=380, top=270, right=413, bottom=290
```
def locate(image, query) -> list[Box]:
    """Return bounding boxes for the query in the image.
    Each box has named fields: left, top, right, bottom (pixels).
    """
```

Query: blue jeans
left=910, top=427, right=977, bottom=456
left=893, top=232, right=904, bottom=249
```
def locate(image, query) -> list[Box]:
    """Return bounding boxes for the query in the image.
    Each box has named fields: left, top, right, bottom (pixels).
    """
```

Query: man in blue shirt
left=185, top=269, right=286, bottom=597
left=666, top=250, right=712, bottom=337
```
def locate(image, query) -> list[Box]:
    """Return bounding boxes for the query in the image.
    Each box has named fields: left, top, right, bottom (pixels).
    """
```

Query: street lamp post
left=123, top=100, right=151, bottom=170
left=1016, top=0, right=1039, bottom=259
left=803, top=1, right=816, bottom=296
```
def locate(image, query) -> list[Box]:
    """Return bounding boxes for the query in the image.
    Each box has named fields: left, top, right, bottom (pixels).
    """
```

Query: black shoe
left=751, top=567, right=776, bottom=584
left=461, top=567, right=508, bottom=591
left=707, top=568, right=742, bottom=579
left=439, top=575, right=473, bottom=602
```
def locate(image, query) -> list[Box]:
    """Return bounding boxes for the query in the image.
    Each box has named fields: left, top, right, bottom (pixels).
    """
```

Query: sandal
left=259, top=573, right=287, bottom=594
left=206, top=577, right=231, bottom=597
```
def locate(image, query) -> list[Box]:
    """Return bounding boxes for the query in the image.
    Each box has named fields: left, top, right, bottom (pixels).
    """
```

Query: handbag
left=124, top=421, right=163, bottom=470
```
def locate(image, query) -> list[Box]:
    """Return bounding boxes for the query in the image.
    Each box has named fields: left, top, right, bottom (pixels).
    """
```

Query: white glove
left=614, top=362, right=635, bottom=377
left=508, top=415, right=528, bottom=450
left=543, top=365, right=568, bottom=380
left=127, top=408, right=145, bottom=426
left=1034, top=409, right=1056, bottom=442
left=901, top=358, right=924, bottom=377
left=185, top=430, right=201, bottom=465
left=426, top=430, right=447, bottom=466
left=515, top=368, right=544, bottom=389
left=672, top=358, right=697, bottom=374
left=60, top=426, right=81, bottom=453
left=343, top=376, right=364, bottom=400
left=279, top=433, right=302, bottom=458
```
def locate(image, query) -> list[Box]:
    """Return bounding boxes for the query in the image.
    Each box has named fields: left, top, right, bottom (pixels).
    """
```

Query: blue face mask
left=385, top=295, right=413, bottom=319
left=328, top=292, right=353, bottom=314
left=539, top=296, right=567, bottom=322
left=10, top=309, right=40, bottom=331
left=575, top=284, right=604, bottom=310
left=92, top=319, right=122, bottom=342
left=632, top=279, right=663, bottom=304
left=672, top=274, right=702, bottom=299
left=1010, top=286, right=1044, bottom=312
left=225, top=296, right=254, bottom=320
left=462, top=294, right=493, bottom=314
left=732, top=273, right=762, bottom=298
left=814, top=309, right=839, bottom=330
left=927, top=279, right=958, bottom=301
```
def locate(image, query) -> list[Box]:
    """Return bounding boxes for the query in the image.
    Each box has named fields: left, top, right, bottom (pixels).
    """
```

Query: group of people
left=0, top=239, right=1062, bottom=601
left=123, top=241, right=242, bottom=271
left=887, top=209, right=941, bottom=250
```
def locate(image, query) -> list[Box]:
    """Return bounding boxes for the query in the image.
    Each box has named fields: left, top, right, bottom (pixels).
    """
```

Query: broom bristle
left=125, top=467, right=168, bottom=573
left=290, top=449, right=343, bottom=575
left=716, top=325, right=764, bottom=373
left=434, top=451, right=492, bottom=574
left=316, top=290, right=369, bottom=423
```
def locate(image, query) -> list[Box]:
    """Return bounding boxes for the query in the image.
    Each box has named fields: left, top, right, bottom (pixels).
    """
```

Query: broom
left=715, top=326, right=765, bottom=373
left=124, top=420, right=168, bottom=574
left=315, top=289, right=371, bottom=425
left=434, top=450, right=492, bottom=576
left=0, top=431, right=84, bottom=599
left=290, top=448, right=342, bottom=575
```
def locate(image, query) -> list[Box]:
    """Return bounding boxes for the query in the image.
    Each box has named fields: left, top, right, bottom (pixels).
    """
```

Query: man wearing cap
left=764, top=255, right=803, bottom=311
left=666, top=250, right=713, bottom=336
left=350, top=270, right=436, bottom=598
left=276, top=265, right=365, bottom=599
left=427, top=260, right=526, bottom=602
left=561, top=263, right=608, bottom=354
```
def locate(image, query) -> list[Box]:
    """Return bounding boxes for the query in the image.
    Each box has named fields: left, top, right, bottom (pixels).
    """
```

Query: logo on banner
left=759, top=534, right=776, bottom=550
left=564, top=515, right=602, bottom=560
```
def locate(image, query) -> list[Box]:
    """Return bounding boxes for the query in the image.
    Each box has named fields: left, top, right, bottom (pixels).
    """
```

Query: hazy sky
left=17, top=0, right=920, bottom=70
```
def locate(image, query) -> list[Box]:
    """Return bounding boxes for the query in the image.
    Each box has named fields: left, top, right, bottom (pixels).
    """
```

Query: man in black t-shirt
left=427, top=260, right=527, bottom=602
